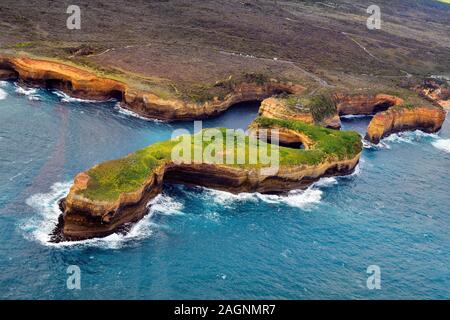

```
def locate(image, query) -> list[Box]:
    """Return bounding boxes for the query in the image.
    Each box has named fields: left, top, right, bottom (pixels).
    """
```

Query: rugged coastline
left=57, top=121, right=362, bottom=241
left=1, top=55, right=445, bottom=135
left=333, top=93, right=405, bottom=116
left=0, top=55, right=304, bottom=121
left=1, top=55, right=447, bottom=240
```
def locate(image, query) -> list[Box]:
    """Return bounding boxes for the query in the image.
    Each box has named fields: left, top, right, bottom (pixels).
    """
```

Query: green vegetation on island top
left=79, top=119, right=362, bottom=201
left=253, top=117, right=362, bottom=160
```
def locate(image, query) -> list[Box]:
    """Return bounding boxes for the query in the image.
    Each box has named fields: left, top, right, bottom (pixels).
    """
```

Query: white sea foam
left=383, top=130, right=439, bottom=145
left=14, top=84, right=42, bottom=101
left=22, top=182, right=72, bottom=245
left=256, top=188, right=323, bottom=210
left=114, top=102, right=162, bottom=122
left=201, top=176, right=339, bottom=211
left=364, top=128, right=450, bottom=155
left=28, top=95, right=41, bottom=101
left=22, top=174, right=344, bottom=248
left=0, top=80, right=7, bottom=87
left=53, top=90, right=99, bottom=103
left=0, top=88, right=7, bottom=100
left=341, top=114, right=372, bottom=119
left=313, top=177, right=338, bottom=187
left=351, top=160, right=363, bottom=176
left=15, top=85, right=37, bottom=96
left=147, top=193, right=185, bottom=215
left=202, top=188, right=257, bottom=207
left=432, top=139, right=450, bottom=154
left=21, top=181, right=172, bottom=249
left=363, top=139, right=390, bottom=150
left=365, top=130, right=440, bottom=150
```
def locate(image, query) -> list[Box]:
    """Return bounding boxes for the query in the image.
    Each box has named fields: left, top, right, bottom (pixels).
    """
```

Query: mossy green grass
left=79, top=119, right=362, bottom=201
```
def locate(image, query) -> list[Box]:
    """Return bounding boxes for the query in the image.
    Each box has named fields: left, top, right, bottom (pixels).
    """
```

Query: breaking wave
left=21, top=181, right=174, bottom=249
left=15, top=85, right=37, bottom=96
left=200, top=176, right=339, bottom=211
left=432, top=139, right=450, bottom=154
left=21, top=171, right=358, bottom=248
left=22, top=182, right=72, bottom=246
left=362, top=139, right=390, bottom=150
left=383, top=130, right=438, bottom=144
left=14, top=84, right=41, bottom=101
left=147, top=193, right=185, bottom=215
left=53, top=90, right=100, bottom=103
left=362, top=127, right=450, bottom=156
left=114, top=102, right=162, bottom=122
left=0, top=88, right=7, bottom=100
left=341, top=114, right=372, bottom=119
left=364, top=130, right=442, bottom=150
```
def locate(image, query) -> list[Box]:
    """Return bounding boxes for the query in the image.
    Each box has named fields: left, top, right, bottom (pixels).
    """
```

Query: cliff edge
left=365, top=105, right=446, bottom=144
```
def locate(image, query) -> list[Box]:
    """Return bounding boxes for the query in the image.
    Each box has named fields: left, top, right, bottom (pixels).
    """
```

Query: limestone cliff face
left=0, top=57, right=126, bottom=100
left=58, top=165, right=166, bottom=240
left=124, top=82, right=305, bottom=121
left=58, top=155, right=360, bottom=241
left=365, top=106, right=446, bottom=144
left=0, top=56, right=304, bottom=121
left=259, top=97, right=341, bottom=129
left=0, top=68, right=18, bottom=80
left=334, top=93, right=404, bottom=115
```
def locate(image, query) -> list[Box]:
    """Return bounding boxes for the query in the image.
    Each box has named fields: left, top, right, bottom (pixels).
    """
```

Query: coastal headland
left=0, top=55, right=446, bottom=240
left=1, top=0, right=448, bottom=241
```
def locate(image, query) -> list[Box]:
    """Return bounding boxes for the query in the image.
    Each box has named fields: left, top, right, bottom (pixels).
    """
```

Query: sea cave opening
left=372, top=101, right=396, bottom=114
left=44, top=78, right=73, bottom=92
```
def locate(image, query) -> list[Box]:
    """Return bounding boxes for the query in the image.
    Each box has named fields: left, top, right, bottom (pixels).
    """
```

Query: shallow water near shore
left=0, top=81, right=449, bottom=299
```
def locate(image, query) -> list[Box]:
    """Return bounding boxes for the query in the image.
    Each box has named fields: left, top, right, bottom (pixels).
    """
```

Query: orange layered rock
left=259, top=97, right=315, bottom=123
left=0, top=55, right=304, bottom=121
left=365, top=106, right=446, bottom=144
left=259, top=96, right=341, bottom=129
left=0, top=57, right=126, bottom=100
left=56, top=121, right=362, bottom=241
left=124, top=81, right=305, bottom=121
left=0, top=68, right=18, bottom=80
left=334, top=93, right=404, bottom=115
left=58, top=155, right=360, bottom=241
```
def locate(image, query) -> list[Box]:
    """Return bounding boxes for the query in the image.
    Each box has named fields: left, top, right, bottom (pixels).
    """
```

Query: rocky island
left=258, top=94, right=341, bottom=130
left=258, top=91, right=446, bottom=144
left=57, top=117, right=362, bottom=241
left=366, top=105, right=446, bottom=144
